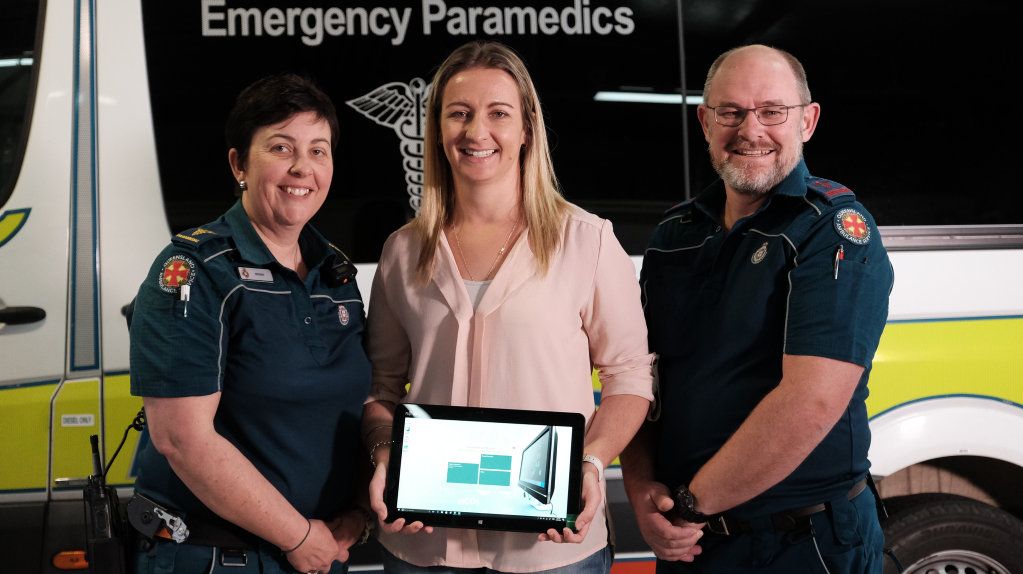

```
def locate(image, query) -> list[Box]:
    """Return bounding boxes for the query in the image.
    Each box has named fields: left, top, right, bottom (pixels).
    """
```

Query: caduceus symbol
left=346, top=78, right=431, bottom=213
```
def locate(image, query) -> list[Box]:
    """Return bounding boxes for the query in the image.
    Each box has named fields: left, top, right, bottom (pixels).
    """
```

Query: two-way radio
left=82, top=408, right=146, bottom=573
left=83, top=434, right=126, bottom=574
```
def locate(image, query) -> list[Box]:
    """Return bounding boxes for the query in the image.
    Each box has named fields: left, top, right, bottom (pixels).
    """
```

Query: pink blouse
left=367, top=205, right=654, bottom=572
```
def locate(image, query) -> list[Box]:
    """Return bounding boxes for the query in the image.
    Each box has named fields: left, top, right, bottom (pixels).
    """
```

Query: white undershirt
left=463, top=279, right=491, bottom=310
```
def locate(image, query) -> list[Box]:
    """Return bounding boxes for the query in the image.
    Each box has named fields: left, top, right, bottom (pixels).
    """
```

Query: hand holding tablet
left=539, top=456, right=602, bottom=543
left=383, top=404, right=586, bottom=533
left=368, top=440, right=434, bottom=536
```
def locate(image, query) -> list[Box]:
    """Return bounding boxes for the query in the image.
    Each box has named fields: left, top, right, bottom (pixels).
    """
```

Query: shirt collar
left=298, top=222, right=332, bottom=270
left=692, top=181, right=725, bottom=223
left=692, top=159, right=811, bottom=222
left=224, top=200, right=330, bottom=269
left=773, top=159, right=811, bottom=198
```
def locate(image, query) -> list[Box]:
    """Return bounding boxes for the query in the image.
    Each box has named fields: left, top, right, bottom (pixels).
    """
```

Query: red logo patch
left=338, top=304, right=350, bottom=326
left=834, top=209, right=871, bottom=245
left=158, top=255, right=196, bottom=293
left=842, top=213, right=867, bottom=238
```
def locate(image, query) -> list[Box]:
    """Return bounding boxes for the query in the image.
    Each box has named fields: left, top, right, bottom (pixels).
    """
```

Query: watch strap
left=674, top=484, right=714, bottom=523
left=582, top=453, right=604, bottom=482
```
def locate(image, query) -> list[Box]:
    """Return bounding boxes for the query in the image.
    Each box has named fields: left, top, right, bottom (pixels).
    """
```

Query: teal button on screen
left=447, top=462, right=480, bottom=484
left=480, top=454, right=512, bottom=470
left=479, top=469, right=511, bottom=486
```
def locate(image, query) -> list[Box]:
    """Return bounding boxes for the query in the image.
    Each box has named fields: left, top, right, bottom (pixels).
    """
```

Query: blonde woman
left=363, top=41, right=654, bottom=574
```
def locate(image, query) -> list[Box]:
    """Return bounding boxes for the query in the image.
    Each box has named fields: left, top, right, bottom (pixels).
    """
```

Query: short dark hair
left=225, top=73, right=339, bottom=169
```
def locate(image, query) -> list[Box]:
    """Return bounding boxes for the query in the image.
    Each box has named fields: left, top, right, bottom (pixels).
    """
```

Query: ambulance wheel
left=882, top=494, right=1023, bottom=574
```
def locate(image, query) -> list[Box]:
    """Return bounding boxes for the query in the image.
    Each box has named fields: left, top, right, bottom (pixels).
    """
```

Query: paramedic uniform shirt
left=128, top=200, right=371, bottom=522
left=642, top=160, right=893, bottom=518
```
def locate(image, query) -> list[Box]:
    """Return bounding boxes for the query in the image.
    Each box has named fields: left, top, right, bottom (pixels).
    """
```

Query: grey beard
left=711, top=142, right=803, bottom=196
left=715, top=160, right=782, bottom=196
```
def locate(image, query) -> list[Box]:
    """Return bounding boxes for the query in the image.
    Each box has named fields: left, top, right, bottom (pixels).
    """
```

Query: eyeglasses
left=705, top=104, right=809, bottom=127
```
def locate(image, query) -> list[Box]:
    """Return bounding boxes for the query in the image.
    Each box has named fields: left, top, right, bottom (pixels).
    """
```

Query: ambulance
left=1, top=0, right=1021, bottom=573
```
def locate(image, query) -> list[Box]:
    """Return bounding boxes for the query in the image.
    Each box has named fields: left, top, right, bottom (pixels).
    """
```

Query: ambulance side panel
left=95, top=0, right=165, bottom=485
left=0, top=2, right=76, bottom=573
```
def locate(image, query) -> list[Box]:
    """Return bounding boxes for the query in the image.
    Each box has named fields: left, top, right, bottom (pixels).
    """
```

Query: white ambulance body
left=1, top=1, right=1022, bottom=573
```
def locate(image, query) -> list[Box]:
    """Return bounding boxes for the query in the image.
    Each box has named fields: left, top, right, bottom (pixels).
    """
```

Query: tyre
left=882, top=494, right=1023, bottom=574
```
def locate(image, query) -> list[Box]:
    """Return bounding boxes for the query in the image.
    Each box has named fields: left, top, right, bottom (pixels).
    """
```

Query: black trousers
left=657, top=488, right=883, bottom=574
left=133, top=540, right=350, bottom=574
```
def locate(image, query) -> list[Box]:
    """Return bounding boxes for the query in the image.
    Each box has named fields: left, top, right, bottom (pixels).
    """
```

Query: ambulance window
left=0, top=0, right=38, bottom=208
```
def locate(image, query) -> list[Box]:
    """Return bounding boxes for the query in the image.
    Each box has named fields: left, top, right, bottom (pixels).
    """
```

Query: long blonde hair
left=413, top=41, right=569, bottom=283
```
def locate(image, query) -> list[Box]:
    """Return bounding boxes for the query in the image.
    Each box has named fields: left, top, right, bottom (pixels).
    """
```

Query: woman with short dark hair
left=128, top=73, right=370, bottom=574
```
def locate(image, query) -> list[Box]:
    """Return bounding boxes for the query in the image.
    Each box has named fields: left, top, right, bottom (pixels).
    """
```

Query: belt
left=153, top=513, right=262, bottom=550
left=704, top=478, right=867, bottom=536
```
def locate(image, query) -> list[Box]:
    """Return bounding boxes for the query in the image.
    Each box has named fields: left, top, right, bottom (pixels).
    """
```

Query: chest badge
left=158, top=255, right=196, bottom=293
left=751, top=242, right=769, bottom=264
left=338, top=304, right=350, bottom=326
left=237, top=267, right=273, bottom=282
left=835, top=209, right=871, bottom=245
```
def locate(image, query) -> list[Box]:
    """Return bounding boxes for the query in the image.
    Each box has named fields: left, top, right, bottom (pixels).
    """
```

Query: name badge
left=237, top=267, right=273, bottom=282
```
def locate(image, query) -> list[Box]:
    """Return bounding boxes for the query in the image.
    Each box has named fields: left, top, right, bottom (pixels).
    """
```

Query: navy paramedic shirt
left=642, top=160, right=893, bottom=518
left=129, top=200, right=371, bottom=523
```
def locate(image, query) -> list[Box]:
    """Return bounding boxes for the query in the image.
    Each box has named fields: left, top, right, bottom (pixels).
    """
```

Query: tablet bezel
left=384, top=403, right=586, bottom=533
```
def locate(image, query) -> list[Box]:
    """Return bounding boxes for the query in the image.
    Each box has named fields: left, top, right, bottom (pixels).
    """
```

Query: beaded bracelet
left=282, top=518, right=311, bottom=554
left=362, top=424, right=392, bottom=445
left=369, top=440, right=393, bottom=467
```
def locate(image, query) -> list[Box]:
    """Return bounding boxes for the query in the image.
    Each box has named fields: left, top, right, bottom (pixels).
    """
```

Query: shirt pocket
left=643, top=249, right=709, bottom=355
left=236, top=288, right=300, bottom=344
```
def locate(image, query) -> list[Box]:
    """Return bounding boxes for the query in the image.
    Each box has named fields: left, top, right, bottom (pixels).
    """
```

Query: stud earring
left=238, top=180, right=247, bottom=192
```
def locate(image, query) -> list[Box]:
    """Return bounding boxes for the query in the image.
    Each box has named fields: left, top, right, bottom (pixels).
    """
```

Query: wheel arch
left=869, top=396, right=1023, bottom=515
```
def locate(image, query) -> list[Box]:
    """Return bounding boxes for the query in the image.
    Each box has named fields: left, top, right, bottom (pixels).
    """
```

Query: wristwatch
left=356, top=507, right=376, bottom=545
left=672, top=483, right=715, bottom=523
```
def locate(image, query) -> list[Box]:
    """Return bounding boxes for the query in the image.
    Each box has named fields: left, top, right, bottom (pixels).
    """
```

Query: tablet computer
left=384, top=403, right=586, bottom=533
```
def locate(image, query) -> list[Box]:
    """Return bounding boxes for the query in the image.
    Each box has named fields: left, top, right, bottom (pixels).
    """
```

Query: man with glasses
left=622, top=45, right=893, bottom=574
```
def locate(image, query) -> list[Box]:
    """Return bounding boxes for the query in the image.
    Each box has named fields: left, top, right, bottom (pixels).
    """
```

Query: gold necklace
left=454, top=219, right=519, bottom=281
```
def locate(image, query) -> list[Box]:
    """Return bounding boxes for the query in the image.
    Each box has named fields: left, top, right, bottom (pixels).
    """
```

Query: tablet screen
left=384, top=404, right=585, bottom=532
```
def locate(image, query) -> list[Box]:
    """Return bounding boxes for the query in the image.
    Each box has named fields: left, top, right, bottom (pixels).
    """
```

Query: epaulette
left=657, top=198, right=695, bottom=226
left=664, top=198, right=695, bottom=216
left=325, top=242, right=358, bottom=286
left=327, top=242, right=349, bottom=259
left=806, top=177, right=856, bottom=204
left=171, top=221, right=232, bottom=250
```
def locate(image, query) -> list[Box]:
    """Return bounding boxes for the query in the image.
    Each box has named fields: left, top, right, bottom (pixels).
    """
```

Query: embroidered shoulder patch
left=159, top=255, right=197, bottom=293
left=834, top=209, right=870, bottom=245
left=809, top=178, right=853, bottom=198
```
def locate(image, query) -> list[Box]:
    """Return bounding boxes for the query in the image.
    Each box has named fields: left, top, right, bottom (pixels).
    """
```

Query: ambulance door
left=0, top=0, right=78, bottom=571
left=94, top=0, right=167, bottom=485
